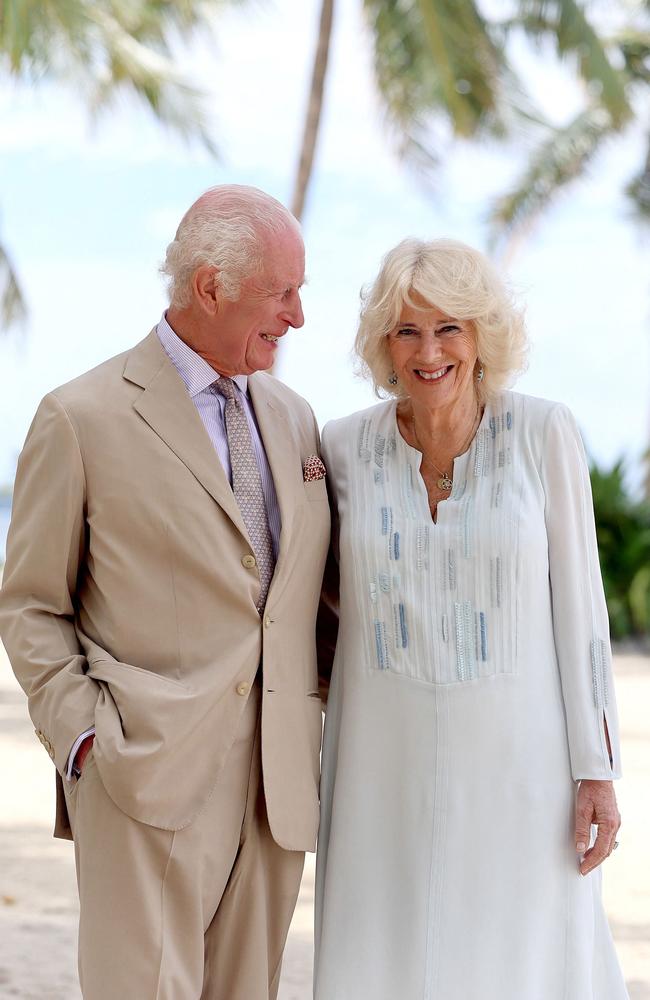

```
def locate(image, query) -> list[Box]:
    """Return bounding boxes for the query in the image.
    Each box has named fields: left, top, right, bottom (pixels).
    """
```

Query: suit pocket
left=303, top=478, right=328, bottom=502
left=87, top=655, right=193, bottom=760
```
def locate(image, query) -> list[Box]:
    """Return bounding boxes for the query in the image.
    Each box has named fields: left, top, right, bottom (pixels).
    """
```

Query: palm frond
left=363, top=0, right=511, bottom=140
left=0, top=0, right=222, bottom=151
left=614, top=27, right=650, bottom=84
left=488, top=105, right=615, bottom=252
left=0, top=243, right=27, bottom=334
left=626, top=133, right=650, bottom=223
left=86, top=7, right=218, bottom=153
left=512, top=0, right=632, bottom=127
left=361, top=0, right=534, bottom=183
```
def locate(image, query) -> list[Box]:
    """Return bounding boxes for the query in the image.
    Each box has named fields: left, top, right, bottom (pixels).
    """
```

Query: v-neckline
left=392, top=398, right=490, bottom=525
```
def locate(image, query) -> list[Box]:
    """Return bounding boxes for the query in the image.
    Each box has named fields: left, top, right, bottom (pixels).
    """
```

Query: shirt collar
left=156, top=313, right=249, bottom=398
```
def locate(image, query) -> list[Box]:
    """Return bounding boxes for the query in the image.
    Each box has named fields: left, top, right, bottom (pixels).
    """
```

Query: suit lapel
left=248, top=374, right=301, bottom=577
left=124, top=332, right=250, bottom=542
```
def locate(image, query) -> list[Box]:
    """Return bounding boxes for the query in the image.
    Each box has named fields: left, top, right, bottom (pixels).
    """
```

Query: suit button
left=263, top=615, right=273, bottom=629
left=236, top=682, right=251, bottom=697
left=241, top=554, right=256, bottom=569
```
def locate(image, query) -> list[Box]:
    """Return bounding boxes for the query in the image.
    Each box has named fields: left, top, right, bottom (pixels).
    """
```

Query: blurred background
left=1, top=1, right=649, bottom=997
left=1, top=0, right=649, bottom=634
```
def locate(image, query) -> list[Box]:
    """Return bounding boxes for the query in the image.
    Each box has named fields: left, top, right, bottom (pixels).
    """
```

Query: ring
left=613, top=841, right=619, bottom=851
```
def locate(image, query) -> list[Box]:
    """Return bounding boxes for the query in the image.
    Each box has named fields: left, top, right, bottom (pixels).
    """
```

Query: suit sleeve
left=0, top=393, right=99, bottom=775
left=541, top=403, right=621, bottom=781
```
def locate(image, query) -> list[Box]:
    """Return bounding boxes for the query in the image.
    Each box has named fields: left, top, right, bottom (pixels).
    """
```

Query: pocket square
left=303, top=455, right=327, bottom=482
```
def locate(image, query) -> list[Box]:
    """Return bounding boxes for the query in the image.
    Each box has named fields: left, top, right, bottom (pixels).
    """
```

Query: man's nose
left=283, top=293, right=304, bottom=329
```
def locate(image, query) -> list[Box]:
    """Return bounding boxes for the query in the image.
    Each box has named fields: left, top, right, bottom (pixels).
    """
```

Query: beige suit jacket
left=0, top=332, right=331, bottom=850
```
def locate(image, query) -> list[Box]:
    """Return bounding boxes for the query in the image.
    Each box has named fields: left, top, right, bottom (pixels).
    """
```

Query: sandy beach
left=1, top=643, right=648, bottom=999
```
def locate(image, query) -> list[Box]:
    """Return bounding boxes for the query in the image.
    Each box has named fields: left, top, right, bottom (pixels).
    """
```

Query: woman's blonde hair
left=355, top=238, right=528, bottom=403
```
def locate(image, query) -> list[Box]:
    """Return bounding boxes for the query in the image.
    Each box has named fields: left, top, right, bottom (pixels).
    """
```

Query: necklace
left=409, top=400, right=482, bottom=493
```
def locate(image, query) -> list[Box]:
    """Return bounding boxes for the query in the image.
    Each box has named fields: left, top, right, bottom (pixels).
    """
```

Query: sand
left=1, top=644, right=648, bottom=999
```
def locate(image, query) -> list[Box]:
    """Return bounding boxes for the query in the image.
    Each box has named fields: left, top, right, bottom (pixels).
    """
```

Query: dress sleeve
left=540, top=403, right=621, bottom=781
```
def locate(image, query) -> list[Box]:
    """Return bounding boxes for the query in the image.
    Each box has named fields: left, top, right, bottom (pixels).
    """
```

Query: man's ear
left=193, top=265, right=220, bottom=315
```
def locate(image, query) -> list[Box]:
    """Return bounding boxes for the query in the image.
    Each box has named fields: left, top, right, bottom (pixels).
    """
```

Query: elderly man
left=0, top=185, right=331, bottom=999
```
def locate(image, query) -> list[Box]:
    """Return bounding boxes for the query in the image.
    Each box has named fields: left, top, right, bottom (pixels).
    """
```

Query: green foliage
left=0, top=0, right=239, bottom=331
left=0, top=242, right=26, bottom=331
left=357, top=1, right=649, bottom=246
left=590, top=457, right=650, bottom=638
left=0, top=0, right=224, bottom=152
left=489, top=1, right=650, bottom=248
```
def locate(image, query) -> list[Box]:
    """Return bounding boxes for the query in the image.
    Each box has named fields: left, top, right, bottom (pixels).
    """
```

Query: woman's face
left=387, top=295, right=478, bottom=413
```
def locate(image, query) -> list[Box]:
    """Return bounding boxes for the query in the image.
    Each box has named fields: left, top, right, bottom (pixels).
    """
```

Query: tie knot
left=214, top=377, right=237, bottom=401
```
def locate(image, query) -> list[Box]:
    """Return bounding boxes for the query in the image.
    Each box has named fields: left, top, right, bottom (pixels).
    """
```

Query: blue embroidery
left=479, top=612, right=488, bottom=661
left=416, top=526, right=429, bottom=571
left=374, top=433, right=386, bottom=468
left=358, top=418, right=372, bottom=462
left=374, top=621, right=389, bottom=669
left=454, top=600, right=476, bottom=680
left=474, top=429, right=488, bottom=477
left=381, top=506, right=392, bottom=536
left=399, top=604, right=409, bottom=649
left=490, top=557, right=503, bottom=608
left=404, top=463, right=418, bottom=520
left=590, top=638, right=609, bottom=707
left=460, top=496, right=472, bottom=558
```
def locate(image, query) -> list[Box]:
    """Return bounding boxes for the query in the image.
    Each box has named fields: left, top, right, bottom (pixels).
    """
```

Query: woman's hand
left=575, top=779, right=621, bottom=875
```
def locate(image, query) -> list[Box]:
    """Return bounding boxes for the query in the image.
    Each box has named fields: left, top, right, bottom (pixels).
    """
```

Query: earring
left=388, top=371, right=398, bottom=386
left=476, top=365, right=484, bottom=383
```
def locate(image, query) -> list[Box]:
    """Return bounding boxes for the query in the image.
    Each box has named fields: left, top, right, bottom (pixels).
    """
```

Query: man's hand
left=75, top=734, right=95, bottom=775
left=575, top=779, right=620, bottom=876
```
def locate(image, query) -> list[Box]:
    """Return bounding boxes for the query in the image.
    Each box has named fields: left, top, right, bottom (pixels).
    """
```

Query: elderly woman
left=313, top=239, right=628, bottom=999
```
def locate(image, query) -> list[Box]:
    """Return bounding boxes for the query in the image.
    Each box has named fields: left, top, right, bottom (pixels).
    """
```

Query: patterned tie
left=214, top=377, right=275, bottom=613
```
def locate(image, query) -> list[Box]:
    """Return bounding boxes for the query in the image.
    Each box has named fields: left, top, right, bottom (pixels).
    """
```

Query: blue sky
left=1, top=0, right=648, bottom=490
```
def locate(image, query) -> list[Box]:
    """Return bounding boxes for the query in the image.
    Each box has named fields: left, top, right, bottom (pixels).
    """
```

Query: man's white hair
left=160, top=185, right=300, bottom=308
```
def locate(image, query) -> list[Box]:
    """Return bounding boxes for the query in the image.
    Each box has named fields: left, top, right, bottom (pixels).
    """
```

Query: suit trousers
left=63, top=685, right=305, bottom=999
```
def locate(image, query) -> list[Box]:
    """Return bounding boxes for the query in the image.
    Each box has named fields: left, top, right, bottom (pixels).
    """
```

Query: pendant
left=437, top=474, right=453, bottom=492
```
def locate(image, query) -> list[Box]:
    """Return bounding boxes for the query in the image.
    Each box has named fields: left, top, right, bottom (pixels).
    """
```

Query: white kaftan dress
left=314, top=391, right=628, bottom=1000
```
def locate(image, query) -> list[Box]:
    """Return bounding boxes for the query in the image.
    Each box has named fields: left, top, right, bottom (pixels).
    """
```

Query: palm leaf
left=488, top=105, right=615, bottom=251
left=510, top=0, right=632, bottom=127
left=86, top=7, right=218, bottom=154
left=615, top=26, right=650, bottom=84
left=0, top=0, right=224, bottom=152
left=0, top=242, right=27, bottom=333
left=361, top=0, right=534, bottom=180
left=626, top=134, right=650, bottom=223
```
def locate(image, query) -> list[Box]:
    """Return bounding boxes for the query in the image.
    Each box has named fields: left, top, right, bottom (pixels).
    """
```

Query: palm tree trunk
left=290, top=0, right=335, bottom=222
